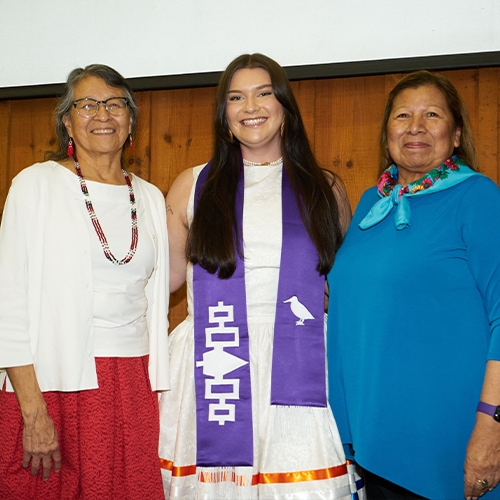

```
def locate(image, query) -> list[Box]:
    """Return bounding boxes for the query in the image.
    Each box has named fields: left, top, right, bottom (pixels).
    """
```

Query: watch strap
left=477, top=401, right=500, bottom=422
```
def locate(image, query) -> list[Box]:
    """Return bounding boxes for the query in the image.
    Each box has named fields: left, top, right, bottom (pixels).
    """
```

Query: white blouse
left=60, top=166, right=155, bottom=357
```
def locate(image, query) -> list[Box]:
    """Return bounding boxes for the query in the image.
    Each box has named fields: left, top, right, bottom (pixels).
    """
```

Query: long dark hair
left=187, top=53, right=343, bottom=279
left=379, top=70, right=477, bottom=173
left=45, top=64, right=138, bottom=163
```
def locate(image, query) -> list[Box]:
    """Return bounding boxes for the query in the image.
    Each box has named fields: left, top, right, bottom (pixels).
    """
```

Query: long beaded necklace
left=73, top=157, right=138, bottom=265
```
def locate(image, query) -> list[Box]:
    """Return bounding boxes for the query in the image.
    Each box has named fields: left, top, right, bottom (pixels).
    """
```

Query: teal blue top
left=327, top=175, right=500, bottom=500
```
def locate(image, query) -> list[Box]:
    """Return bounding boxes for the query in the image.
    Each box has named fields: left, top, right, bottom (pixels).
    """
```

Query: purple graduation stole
left=193, top=160, right=326, bottom=467
left=271, top=170, right=327, bottom=407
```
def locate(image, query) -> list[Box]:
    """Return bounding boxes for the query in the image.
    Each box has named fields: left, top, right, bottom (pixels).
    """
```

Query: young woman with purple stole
left=158, top=53, right=365, bottom=499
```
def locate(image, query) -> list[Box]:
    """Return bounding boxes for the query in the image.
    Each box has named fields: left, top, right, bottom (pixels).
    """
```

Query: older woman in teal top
left=327, top=71, right=500, bottom=500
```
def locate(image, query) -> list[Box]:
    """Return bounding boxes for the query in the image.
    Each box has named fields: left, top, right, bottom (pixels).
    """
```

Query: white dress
left=158, top=163, right=361, bottom=500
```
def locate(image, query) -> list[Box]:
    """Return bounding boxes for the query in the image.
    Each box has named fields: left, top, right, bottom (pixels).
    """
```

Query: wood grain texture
left=314, top=75, right=388, bottom=209
left=290, top=80, right=316, bottom=150
left=0, top=101, right=11, bottom=217
left=123, top=91, right=152, bottom=181
left=149, top=86, right=216, bottom=198
left=8, top=98, right=58, bottom=178
left=476, top=68, right=499, bottom=182
left=0, top=68, right=499, bottom=331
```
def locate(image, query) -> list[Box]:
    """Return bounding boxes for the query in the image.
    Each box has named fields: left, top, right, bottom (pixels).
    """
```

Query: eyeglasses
left=72, top=97, right=130, bottom=118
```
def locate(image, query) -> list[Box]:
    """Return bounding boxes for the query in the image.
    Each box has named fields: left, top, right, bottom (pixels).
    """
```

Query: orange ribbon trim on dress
left=160, top=459, right=347, bottom=484
left=259, top=463, right=347, bottom=484
left=159, top=459, right=196, bottom=477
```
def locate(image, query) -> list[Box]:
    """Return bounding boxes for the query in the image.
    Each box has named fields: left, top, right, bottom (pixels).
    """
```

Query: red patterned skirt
left=0, top=356, right=164, bottom=500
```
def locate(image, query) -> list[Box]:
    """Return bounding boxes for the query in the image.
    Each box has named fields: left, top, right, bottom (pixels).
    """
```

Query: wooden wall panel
left=149, top=86, right=216, bottom=197
left=8, top=98, right=57, bottom=181
left=314, top=75, right=387, bottom=208
left=476, top=68, right=499, bottom=183
left=0, top=101, right=11, bottom=217
left=1, top=68, right=499, bottom=332
left=123, top=91, right=152, bottom=182
left=290, top=80, right=316, bottom=149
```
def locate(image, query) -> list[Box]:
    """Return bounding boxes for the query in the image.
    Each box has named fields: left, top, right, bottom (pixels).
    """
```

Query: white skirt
left=158, top=316, right=364, bottom=500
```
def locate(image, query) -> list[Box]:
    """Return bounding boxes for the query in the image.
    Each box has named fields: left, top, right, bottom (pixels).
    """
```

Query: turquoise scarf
left=359, top=156, right=480, bottom=230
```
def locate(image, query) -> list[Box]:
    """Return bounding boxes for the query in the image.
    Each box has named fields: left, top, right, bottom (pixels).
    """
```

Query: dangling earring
left=280, top=116, right=285, bottom=138
left=67, top=138, right=74, bottom=158
left=229, top=128, right=234, bottom=142
left=129, top=134, right=135, bottom=154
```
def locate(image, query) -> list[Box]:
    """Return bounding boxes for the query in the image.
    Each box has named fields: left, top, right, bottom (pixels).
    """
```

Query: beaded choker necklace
left=73, top=158, right=138, bottom=265
left=242, top=157, right=283, bottom=167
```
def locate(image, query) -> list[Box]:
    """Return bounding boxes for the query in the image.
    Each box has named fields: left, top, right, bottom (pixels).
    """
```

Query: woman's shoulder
left=456, top=173, right=500, bottom=211
left=169, top=167, right=196, bottom=198
left=349, top=185, right=379, bottom=224
left=10, top=161, right=64, bottom=194
left=13, top=161, right=60, bottom=181
left=356, top=185, right=379, bottom=208
left=444, top=172, right=500, bottom=206
left=168, top=163, right=209, bottom=201
left=193, top=163, right=208, bottom=177
left=1, top=162, right=67, bottom=214
left=462, top=172, right=499, bottom=192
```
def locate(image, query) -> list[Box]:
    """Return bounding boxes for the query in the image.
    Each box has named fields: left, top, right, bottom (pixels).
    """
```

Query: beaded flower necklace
left=73, top=157, right=138, bottom=265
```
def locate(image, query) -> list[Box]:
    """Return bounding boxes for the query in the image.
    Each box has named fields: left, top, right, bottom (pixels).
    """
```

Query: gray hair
left=45, top=64, right=138, bottom=162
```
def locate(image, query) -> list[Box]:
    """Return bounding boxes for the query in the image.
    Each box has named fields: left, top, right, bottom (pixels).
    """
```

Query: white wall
left=1, top=0, right=499, bottom=89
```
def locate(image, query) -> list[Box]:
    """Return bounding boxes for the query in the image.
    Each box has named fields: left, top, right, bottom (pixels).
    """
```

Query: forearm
left=479, top=359, right=500, bottom=404
left=473, top=360, right=500, bottom=448
left=6, top=364, right=47, bottom=421
left=472, top=358, right=500, bottom=449
left=464, top=360, right=500, bottom=498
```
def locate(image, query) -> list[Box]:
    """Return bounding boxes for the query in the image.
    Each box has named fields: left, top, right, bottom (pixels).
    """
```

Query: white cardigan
left=0, top=162, right=170, bottom=392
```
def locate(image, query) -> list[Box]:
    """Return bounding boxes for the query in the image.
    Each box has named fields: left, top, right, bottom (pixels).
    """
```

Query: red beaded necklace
left=73, top=158, right=138, bottom=265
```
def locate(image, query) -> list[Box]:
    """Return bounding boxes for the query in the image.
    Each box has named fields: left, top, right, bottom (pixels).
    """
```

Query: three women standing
left=3, top=57, right=496, bottom=500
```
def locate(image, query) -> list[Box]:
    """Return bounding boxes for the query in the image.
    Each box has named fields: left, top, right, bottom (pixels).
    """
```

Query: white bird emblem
left=283, top=296, right=314, bottom=326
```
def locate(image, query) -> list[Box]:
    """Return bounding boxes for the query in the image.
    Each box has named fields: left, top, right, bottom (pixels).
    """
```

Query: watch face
left=494, top=406, right=500, bottom=422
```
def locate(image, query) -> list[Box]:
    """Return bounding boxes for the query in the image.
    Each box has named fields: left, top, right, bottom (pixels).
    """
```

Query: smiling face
left=62, top=76, right=132, bottom=161
left=387, top=85, right=461, bottom=185
left=226, top=67, right=284, bottom=162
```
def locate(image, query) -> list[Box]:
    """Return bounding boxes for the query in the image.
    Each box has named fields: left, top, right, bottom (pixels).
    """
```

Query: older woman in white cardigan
left=0, top=64, right=169, bottom=500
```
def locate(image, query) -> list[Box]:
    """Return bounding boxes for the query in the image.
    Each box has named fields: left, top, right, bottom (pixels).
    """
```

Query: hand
left=464, top=413, right=500, bottom=499
left=6, top=365, right=63, bottom=480
left=22, top=407, right=62, bottom=481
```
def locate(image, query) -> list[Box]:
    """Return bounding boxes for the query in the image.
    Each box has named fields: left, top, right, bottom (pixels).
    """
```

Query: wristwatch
left=476, top=401, right=500, bottom=422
